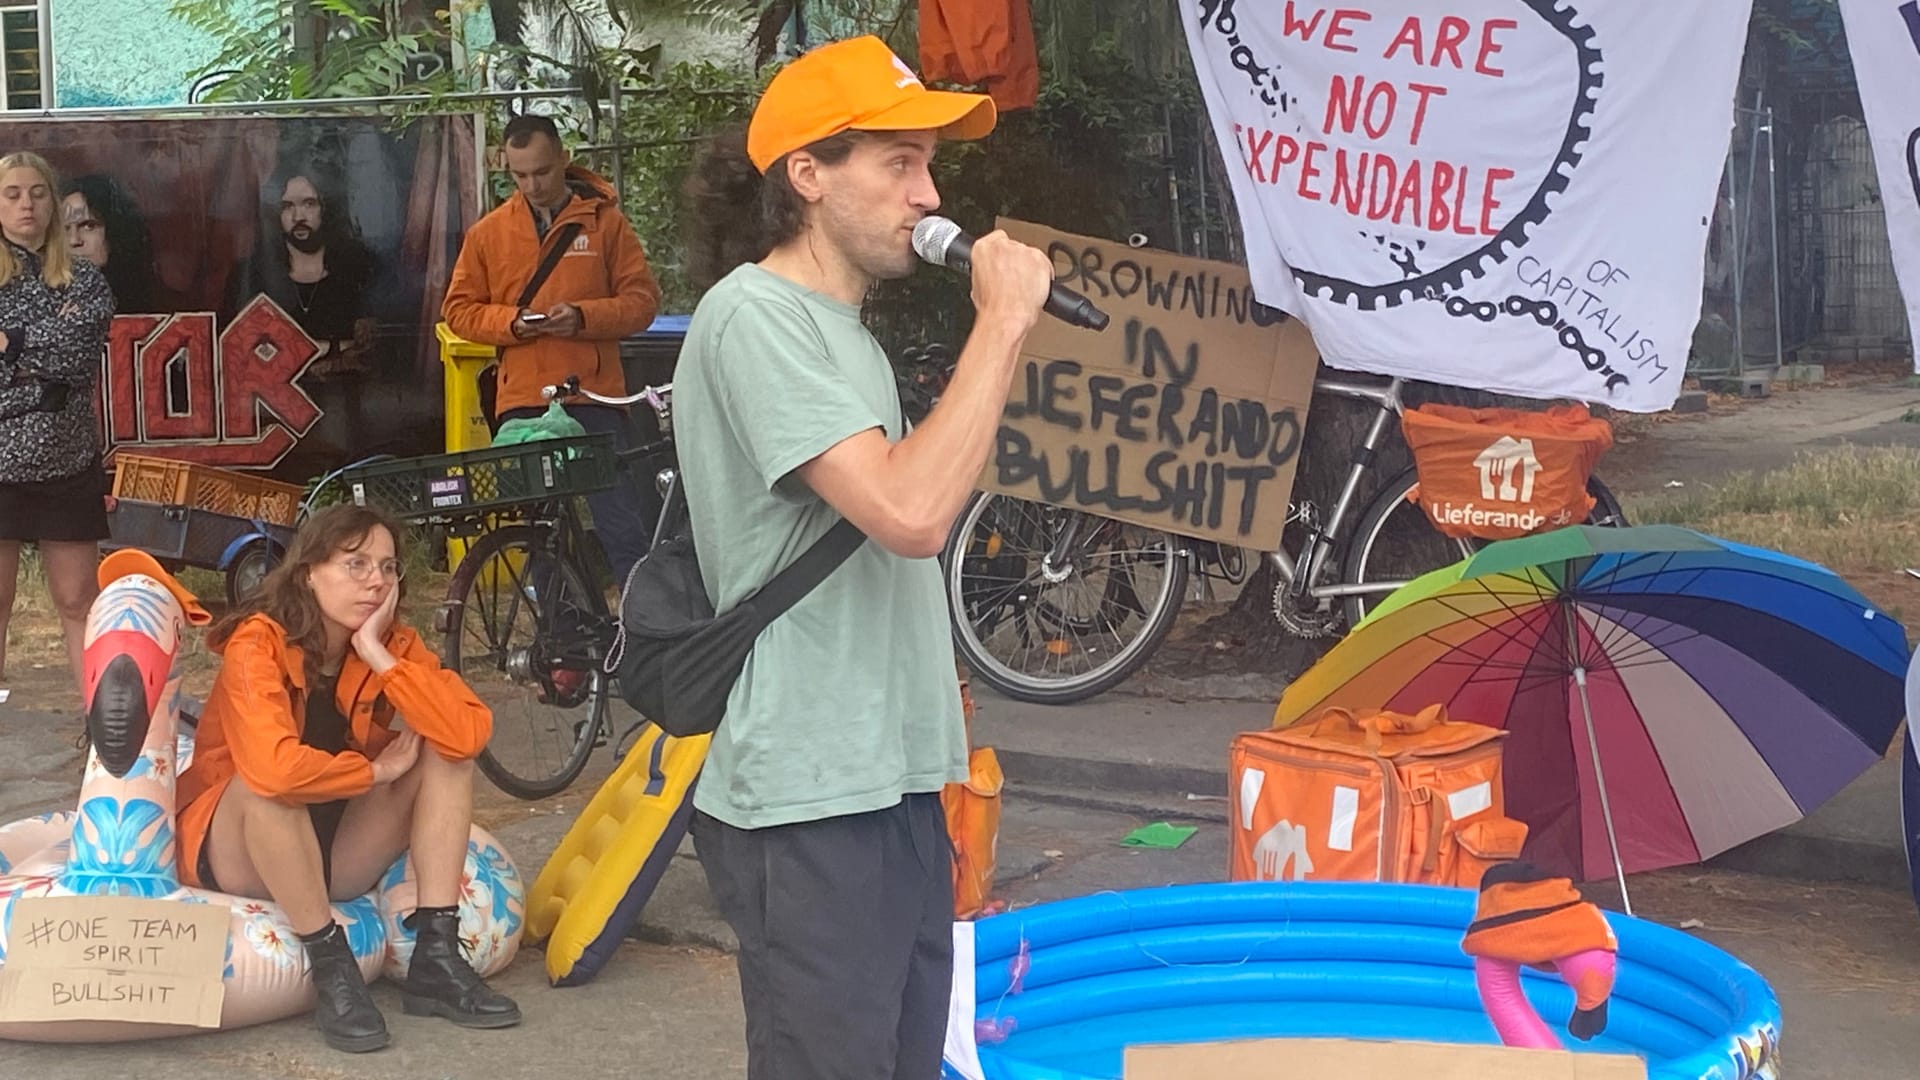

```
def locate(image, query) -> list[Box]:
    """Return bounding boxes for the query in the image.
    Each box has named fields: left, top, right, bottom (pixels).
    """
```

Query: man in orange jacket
left=443, top=114, right=663, bottom=583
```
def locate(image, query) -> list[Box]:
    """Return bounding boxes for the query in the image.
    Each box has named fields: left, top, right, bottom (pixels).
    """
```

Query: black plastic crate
left=340, top=434, right=619, bottom=522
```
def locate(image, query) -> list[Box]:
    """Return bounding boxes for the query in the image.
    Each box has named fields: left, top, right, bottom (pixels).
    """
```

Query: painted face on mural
left=279, top=175, right=325, bottom=254
left=810, top=130, right=941, bottom=282
left=503, top=131, right=572, bottom=210
left=0, top=166, right=54, bottom=250
left=62, top=192, right=109, bottom=267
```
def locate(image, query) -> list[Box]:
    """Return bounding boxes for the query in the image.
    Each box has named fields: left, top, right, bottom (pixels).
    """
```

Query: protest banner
left=1838, top=0, right=1920, bottom=354
left=1177, top=1, right=1753, bottom=412
left=984, top=219, right=1321, bottom=548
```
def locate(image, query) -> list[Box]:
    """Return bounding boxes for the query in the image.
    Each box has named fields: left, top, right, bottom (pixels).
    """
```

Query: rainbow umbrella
left=1275, top=525, right=1909, bottom=912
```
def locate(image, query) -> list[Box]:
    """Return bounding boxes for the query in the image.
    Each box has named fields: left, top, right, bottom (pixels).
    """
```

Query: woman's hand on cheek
left=352, top=587, right=400, bottom=674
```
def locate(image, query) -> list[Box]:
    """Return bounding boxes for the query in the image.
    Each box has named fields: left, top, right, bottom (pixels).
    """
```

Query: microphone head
left=912, top=216, right=965, bottom=268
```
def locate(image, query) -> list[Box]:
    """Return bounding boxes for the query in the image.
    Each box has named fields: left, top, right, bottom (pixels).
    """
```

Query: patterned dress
left=0, top=244, right=115, bottom=541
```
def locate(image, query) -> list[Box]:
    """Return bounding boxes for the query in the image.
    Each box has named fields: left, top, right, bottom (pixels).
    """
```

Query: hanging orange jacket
left=919, top=0, right=1039, bottom=112
left=173, top=613, right=494, bottom=888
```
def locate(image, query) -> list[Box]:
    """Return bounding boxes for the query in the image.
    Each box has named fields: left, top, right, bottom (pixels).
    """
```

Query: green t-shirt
left=671, top=263, right=967, bottom=829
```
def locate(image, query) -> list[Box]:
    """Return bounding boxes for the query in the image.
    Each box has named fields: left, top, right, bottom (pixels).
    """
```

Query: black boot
left=302, top=922, right=389, bottom=1053
left=401, top=908, right=521, bottom=1029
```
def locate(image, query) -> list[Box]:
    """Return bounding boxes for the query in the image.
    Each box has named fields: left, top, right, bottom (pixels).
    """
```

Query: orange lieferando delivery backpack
left=1229, top=705, right=1528, bottom=889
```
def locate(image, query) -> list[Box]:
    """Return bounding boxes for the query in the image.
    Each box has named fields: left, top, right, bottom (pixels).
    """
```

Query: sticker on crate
left=428, top=476, right=469, bottom=509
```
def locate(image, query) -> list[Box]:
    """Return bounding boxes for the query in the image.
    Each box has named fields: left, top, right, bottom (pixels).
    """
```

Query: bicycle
left=341, top=375, right=681, bottom=800
left=937, top=369, right=1628, bottom=705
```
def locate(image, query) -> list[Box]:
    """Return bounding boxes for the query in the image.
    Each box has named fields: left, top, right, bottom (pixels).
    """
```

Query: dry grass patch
left=1625, top=445, right=1920, bottom=631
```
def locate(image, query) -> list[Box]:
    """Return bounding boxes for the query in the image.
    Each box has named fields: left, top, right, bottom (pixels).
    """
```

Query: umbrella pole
left=1572, top=662, right=1633, bottom=916
left=1563, top=598, right=1632, bottom=914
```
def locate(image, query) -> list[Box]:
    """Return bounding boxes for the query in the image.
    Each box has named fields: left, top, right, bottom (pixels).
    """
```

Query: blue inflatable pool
left=944, top=882, right=1780, bottom=1080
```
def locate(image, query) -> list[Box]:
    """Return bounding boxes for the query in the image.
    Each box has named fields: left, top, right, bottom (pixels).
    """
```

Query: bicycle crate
left=111, top=453, right=304, bottom=527
left=339, top=433, right=618, bottom=521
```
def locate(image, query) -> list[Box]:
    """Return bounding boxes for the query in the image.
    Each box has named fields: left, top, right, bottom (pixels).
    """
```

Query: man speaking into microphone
left=673, top=34, right=1056, bottom=1080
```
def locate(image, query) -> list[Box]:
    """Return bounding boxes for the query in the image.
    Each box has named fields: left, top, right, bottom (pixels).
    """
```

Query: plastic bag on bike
left=1400, top=403, right=1613, bottom=541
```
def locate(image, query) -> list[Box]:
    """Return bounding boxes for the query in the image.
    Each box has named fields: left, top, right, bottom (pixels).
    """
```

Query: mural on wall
left=50, top=0, right=498, bottom=108
left=3, top=112, right=480, bottom=478
left=51, top=0, right=224, bottom=107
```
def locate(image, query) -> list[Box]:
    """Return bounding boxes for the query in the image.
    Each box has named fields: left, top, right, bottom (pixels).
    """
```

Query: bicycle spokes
left=450, top=536, right=607, bottom=798
left=951, top=497, right=1186, bottom=698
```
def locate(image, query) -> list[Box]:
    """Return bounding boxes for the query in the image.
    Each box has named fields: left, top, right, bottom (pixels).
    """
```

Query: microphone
left=912, top=216, right=1111, bottom=332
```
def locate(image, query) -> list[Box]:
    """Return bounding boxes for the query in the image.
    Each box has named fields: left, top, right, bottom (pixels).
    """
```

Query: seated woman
left=174, top=504, right=518, bottom=1053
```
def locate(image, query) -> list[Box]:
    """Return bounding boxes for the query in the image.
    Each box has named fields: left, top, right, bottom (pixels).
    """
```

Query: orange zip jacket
left=919, top=0, right=1039, bottom=112
left=174, top=613, right=493, bottom=886
left=442, top=165, right=662, bottom=415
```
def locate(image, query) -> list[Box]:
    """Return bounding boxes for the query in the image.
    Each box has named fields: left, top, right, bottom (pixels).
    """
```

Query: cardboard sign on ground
left=0, top=894, right=227, bottom=1028
left=983, top=219, right=1321, bottom=549
left=1124, top=1037, right=1649, bottom=1079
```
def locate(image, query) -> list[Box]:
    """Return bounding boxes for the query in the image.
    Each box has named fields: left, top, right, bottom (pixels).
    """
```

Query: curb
left=1705, top=830, right=1908, bottom=890
left=999, top=747, right=1910, bottom=890
left=993, top=749, right=1224, bottom=804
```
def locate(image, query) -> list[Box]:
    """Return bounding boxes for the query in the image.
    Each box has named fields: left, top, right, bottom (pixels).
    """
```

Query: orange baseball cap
left=747, top=36, right=997, bottom=173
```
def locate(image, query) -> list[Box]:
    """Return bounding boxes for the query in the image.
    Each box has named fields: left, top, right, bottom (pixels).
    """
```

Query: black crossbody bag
left=477, top=221, right=585, bottom=429
left=608, top=509, right=866, bottom=738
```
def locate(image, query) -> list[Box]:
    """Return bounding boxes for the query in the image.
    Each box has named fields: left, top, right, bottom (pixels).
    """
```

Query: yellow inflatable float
left=526, top=673, right=1004, bottom=986
left=524, top=722, right=709, bottom=985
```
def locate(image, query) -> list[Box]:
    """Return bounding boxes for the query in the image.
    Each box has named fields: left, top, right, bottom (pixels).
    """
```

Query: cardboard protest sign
left=1123, top=1037, right=1648, bottom=1079
left=0, top=895, right=227, bottom=1028
left=985, top=219, right=1321, bottom=548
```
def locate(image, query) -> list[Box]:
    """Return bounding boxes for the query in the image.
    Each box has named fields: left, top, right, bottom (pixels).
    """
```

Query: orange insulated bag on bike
left=1400, top=403, right=1613, bottom=541
left=1228, top=705, right=1524, bottom=889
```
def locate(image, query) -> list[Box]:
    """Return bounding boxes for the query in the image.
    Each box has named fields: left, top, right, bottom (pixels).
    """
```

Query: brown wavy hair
left=681, top=124, right=864, bottom=292
left=209, top=503, right=408, bottom=680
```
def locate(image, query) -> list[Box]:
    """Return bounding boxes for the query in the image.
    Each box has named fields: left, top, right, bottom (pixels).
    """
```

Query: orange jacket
left=442, top=165, right=662, bottom=415
left=919, top=0, right=1039, bottom=112
left=176, top=613, right=493, bottom=808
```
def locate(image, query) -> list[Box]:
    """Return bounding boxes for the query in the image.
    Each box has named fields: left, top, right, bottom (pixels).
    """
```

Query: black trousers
left=691, top=793, right=954, bottom=1080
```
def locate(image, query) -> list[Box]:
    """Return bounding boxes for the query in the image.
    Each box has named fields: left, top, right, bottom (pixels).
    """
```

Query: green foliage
left=170, top=0, right=469, bottom=102
left=599, top=57, right=767, bottom=312
left=862, top=27, right=1214, bottom=358
left=174, top=0, right=1234, bottom=362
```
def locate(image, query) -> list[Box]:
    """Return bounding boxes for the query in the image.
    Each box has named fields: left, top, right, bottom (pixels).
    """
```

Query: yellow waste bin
left=439, top=321, right=497, bottom=455
left=437, top=323, right=503, bottom=573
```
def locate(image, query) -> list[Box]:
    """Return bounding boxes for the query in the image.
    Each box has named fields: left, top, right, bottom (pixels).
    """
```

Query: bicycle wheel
left=943, top=491, right=1189, bottom=705
left=1585, top=476, right=1630, bottom=528
left=1339, top=466, right=1481, bottom=629
left=1341, top=470, right=1629, bottom=627
left=443, top=525, right=608, bottom=800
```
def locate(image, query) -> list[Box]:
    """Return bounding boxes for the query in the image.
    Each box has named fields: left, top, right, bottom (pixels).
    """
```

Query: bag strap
left=517, top=221, right=585, bottom=309
left=749, top=517, right=866, bottom=620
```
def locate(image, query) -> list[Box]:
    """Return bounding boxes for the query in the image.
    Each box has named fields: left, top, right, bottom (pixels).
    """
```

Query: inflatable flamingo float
left=0, top=549, right=525, bottom=1042
left=1461, top=860, right=1620, bottom=1052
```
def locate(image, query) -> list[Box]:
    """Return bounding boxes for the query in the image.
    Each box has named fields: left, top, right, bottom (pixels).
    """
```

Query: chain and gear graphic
left=1197, top=0, right=1605, bottom=312
left=1444, top=293, right=1630, bottom=394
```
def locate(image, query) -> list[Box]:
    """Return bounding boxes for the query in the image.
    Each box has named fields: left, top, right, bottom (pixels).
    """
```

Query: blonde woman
left=0, top=151, right=114, bottom=702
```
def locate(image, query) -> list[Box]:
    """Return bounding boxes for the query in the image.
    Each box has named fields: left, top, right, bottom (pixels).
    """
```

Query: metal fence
left=1771, top=81, right=1913, bottom=359
left=1693, top=104, right=1785, bottom=378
